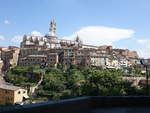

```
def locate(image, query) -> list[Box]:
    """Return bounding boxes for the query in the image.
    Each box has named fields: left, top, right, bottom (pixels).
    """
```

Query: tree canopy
left=5, top=65, right=147, bottom=101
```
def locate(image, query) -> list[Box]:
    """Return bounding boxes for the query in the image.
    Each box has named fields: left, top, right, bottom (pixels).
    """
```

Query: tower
left=75, top=35, right=80, bottom=42
left=49, top=20, right=56, bottom=36
left=75, top=35, right=82, bottom=43
left=75, top=35, right=82, bottom=48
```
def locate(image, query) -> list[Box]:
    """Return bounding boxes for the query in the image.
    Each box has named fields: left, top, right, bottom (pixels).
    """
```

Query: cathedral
left=21, top=20, right=82, bottom=49
left=18, top=20, right=139, bottom=68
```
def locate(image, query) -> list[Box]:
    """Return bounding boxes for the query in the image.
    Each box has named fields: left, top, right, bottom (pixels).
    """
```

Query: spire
left=75, top=35, right=80, bottom=42
left=49, top=19, right=56, bottom=36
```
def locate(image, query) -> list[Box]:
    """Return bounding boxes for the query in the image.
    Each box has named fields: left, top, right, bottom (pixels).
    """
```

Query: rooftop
left=0, top=82, right=22, bottom=91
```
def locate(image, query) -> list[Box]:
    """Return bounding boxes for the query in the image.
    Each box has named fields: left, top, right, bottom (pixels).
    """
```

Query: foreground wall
left=1, top=96, right=150, bottom=113
left=0, top=97, right=91, bottom=113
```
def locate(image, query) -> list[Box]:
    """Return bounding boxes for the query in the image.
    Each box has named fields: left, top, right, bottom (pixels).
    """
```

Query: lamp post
left=140, top=59, right=149, bottom=95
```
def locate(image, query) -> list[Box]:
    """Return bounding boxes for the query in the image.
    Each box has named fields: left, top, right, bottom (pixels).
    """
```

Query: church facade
left=21, top=20, right=82, bottom=49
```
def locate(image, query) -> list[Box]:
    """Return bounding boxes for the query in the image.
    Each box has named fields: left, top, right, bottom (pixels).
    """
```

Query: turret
left=75, top=35, right=82, bottom=43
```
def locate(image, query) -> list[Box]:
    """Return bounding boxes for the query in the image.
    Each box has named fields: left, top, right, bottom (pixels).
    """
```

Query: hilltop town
left=1, top=1, right=150, bottom=112
left=0, top=20, right=144, bottom=74
left=0, top=20, right=149, bottom=106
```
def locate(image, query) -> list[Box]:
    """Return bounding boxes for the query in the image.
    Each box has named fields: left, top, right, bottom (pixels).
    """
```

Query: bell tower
left=49, top=19, right=56, bottom=36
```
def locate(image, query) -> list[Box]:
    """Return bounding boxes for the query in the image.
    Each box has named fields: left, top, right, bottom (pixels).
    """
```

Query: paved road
left=90, top=107, right=150, bottom=113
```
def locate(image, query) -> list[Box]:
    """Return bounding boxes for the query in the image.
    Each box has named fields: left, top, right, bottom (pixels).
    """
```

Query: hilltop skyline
left=0, top=0, right=150, bottom=58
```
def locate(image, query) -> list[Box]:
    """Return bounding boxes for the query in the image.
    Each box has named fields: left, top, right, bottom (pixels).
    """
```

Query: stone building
left=0, top=60, right=3, bottom=74
left=58, top=48, right=111, bottom=67
left=0, top=82, right=28, bottom=105
left=10, top=47, right=20, bottom=67
left=1, top=49, right=12, bottom=71
left=0, top=50, right=3, bottom=74
left=19, top=53, right=58, bottom=67
left=0, top=46, right=20, bottom=72
left=112, top=49, right=139, bottom=59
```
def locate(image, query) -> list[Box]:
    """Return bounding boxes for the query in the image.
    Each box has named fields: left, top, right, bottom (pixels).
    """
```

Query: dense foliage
left=5, top=65, right=147, bottom=101
left=5, top=66, right=41, bottom=87
left=36, top=65, right=140, bottom=100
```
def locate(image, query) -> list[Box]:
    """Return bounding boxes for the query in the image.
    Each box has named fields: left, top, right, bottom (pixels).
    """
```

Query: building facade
left=0, top=46, right=20, bottom=72
left=0, top=83, right=28, bottom=105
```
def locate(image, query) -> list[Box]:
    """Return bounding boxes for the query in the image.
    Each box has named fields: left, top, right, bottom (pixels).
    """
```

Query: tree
left=6, top=65, right=145, bottom=101
left=5, top=66, right=41, bottom=87
left=81, top=69, right=127, bottom=96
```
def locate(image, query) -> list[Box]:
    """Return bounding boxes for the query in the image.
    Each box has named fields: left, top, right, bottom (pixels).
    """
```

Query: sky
left=0, top=0, right=150, bottom=58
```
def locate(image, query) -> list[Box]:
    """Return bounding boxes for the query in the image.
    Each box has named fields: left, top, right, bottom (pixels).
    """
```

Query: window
left=5, top=90, right=9, bottom=94
left=18, top=91, right=21, bottom=94
left=23, top=91, right=26, bottom=94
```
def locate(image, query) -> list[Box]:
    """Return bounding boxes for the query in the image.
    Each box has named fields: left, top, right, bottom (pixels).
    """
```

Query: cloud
left=137, top=49, right=150, bottom=59
left=11, top=35, right=23, bottom=43
left=31, top=30, right=43, bottom=36
left=62, top=26, right=135, bottom=45
left=137, top=39, right=150, bottom=58
left=137, top=39, right=150, bottom=48
left=4, top=20, right=10, bottom=24
left=0, top=35, right=5, bottom=40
